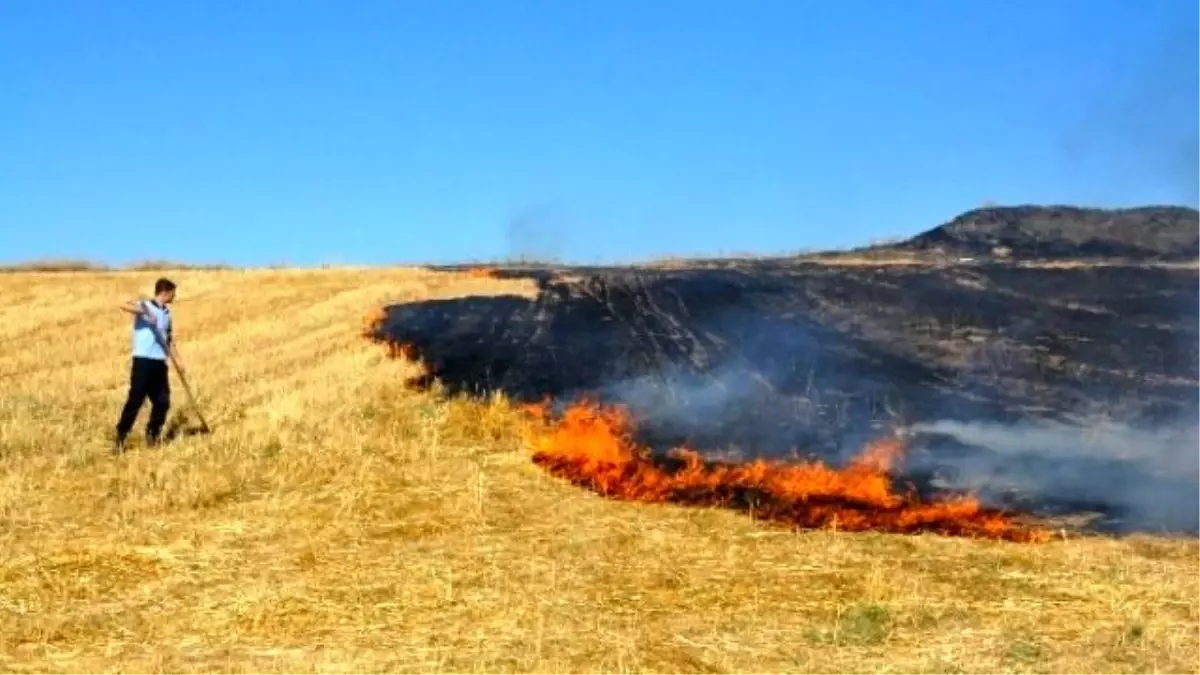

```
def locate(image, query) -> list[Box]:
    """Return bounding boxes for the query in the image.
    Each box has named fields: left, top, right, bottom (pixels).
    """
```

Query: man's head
left=154, top=277, right=177, bottom=304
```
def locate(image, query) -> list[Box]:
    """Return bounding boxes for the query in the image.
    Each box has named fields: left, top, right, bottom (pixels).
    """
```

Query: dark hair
left=154, top=278, right=177, bottom=294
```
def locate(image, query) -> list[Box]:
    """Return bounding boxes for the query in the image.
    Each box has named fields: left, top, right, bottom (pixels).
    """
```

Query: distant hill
left=889, top=205, right=1199, bottom=261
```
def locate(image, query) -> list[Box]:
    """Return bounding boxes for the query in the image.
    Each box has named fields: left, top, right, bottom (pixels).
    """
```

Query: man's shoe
left=113, top=436, right=127, bottom=454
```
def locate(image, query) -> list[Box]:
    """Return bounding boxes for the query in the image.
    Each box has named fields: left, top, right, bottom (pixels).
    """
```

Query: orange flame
left=386, top=341, right=420, bottom=362
left=522, top=400, right=1050, bottom=543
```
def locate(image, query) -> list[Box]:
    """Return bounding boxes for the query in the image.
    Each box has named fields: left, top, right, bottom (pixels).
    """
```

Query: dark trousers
left=115, top=357, right=171, bottom=442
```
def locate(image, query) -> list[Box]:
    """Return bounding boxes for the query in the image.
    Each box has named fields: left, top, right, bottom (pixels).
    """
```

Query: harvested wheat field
left=1, top=265, right=1197, bottom=674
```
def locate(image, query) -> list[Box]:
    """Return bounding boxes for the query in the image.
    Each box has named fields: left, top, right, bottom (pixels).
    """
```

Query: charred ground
left=372, top=206, right=1199, bottom=534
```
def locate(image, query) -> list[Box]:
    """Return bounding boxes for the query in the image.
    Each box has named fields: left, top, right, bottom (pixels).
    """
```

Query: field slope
left=1, top=267, right=1196, bottom=674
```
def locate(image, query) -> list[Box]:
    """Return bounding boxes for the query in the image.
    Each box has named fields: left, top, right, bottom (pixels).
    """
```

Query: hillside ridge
left=889, top=204, right=1200, bottom=261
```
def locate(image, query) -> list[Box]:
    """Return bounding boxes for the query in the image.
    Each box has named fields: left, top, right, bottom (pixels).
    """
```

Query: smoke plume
left=505, top=205, right=570, bottom=263
left=1061, top=18, right=1200, bottom=205
left=905, top=418, right=1200, bottom=534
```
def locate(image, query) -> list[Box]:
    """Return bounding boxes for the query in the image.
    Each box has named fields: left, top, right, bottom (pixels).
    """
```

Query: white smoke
left=907, top=418, right=1200, bottom=534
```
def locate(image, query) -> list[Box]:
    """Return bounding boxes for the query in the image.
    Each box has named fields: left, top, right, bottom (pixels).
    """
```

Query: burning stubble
left=362, top=249, right=1198, bottom=540
left=364, top=312, right=1048, bottom=541
left=521, top=399, right=1050, bottom=542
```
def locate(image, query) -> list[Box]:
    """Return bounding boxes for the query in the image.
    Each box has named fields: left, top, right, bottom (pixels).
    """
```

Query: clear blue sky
left=2, top=0, right=1197, bottom=266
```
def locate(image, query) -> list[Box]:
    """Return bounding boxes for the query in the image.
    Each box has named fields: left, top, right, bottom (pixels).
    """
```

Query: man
left=114, top=277, right=187, bottom=452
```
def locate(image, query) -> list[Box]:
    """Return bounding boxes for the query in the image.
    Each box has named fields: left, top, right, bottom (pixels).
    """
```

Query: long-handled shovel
left=168, top=352, right=211, bottom=435
left=142, top=302, right=212, bottom=436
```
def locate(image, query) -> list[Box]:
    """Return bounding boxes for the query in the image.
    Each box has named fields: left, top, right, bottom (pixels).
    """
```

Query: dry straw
left=0, top=266, right=1195, bottom=673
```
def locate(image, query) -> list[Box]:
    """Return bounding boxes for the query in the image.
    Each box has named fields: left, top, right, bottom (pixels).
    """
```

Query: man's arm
left=118, top=297, right=153, bottom=321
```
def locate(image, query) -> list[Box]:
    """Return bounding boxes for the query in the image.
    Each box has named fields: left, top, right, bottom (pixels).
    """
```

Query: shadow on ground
left=373, top=260, right=1199, bottom=534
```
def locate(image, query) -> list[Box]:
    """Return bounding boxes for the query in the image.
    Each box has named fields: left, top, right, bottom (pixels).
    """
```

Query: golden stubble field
left=0, top=266, right=1196, bottom=674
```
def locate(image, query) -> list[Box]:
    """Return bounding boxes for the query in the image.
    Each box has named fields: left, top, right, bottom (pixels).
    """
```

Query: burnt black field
left=371, top=207, right=1200, bottom=534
